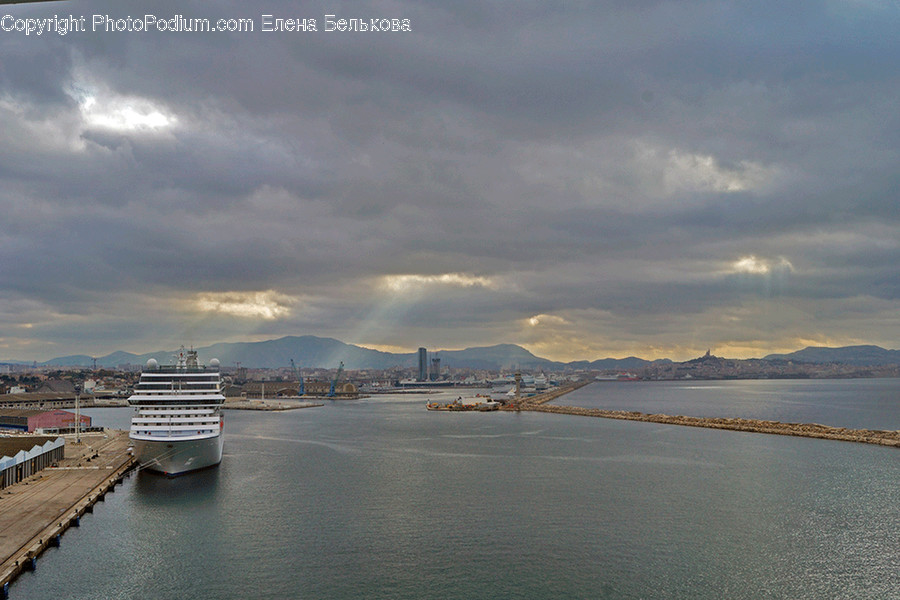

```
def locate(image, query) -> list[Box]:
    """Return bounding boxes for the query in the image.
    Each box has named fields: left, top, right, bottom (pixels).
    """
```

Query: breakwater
left=522, top=403, right=900, bottom=448
left=499, top=380, right=594, bottom=408
left=505, top=379, right=900, bottom=448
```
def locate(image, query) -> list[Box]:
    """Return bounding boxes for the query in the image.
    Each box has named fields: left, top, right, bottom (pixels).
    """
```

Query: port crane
left=327, top=361, right=344, bottom=398
left=290, top=359, right=304, bottom=396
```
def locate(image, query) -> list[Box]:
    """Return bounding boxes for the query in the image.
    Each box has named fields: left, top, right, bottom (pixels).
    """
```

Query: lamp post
left=74, top=383, right=81, bottom=444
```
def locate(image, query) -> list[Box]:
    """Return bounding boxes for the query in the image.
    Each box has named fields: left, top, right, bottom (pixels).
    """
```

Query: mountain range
left=9, top=336, right=657, bottom=371
left=3, top=337, right=900, bottom=370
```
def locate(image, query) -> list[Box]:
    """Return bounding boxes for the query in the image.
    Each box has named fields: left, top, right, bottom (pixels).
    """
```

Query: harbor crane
left=290, top=359, right=304, bottom=396
left=327, top=361, right=344, bottom=398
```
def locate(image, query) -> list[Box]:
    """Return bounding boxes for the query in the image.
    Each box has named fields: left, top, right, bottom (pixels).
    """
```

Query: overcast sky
left=1, top=0, right=899, bottom=362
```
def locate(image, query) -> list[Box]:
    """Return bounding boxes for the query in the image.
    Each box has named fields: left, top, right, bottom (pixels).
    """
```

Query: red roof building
left=0, top=409, right=91, bottom=433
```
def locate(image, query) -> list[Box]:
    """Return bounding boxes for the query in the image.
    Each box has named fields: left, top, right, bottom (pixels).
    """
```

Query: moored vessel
left=426, top=398, right=500, bottom=411
left=128, top=347, right=225, bottom=476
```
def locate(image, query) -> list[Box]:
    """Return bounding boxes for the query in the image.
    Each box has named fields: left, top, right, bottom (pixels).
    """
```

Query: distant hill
left=434, top=344, right=557, bottom=370
left=569, top=356, right=660, bottom=371
left=39, top=351, right=142, bottom=368
left=48, top=336, right=407, bottom=371
left=30, top=336, right=659, bottom=371
left=763, top=345, right=900, bottom=366
left=37, top=337, right=900, bottom=370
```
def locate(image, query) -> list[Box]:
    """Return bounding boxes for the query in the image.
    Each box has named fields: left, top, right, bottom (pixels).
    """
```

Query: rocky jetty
left=523, top=404, right=900, bottom=448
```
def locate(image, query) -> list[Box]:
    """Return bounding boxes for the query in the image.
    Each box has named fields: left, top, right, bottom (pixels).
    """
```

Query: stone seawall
left=523, top=404, right=900, bottom=448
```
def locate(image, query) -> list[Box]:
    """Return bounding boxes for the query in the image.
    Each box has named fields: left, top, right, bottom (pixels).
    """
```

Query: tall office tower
left=430, top=357, right=441, bottom=381
left=418, top=347, right=427, bottom=381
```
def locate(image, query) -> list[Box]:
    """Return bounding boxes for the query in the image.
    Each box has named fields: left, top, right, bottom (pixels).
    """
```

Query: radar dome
left=146, top=358, right=159, bottom=369
left=210, top=358, right=220, bottom=367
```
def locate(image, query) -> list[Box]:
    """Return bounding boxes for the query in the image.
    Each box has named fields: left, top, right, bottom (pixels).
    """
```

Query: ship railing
left=129, top=399, right=225, bottom=406
left=146, top=366, right=218, bottom=372
left=130, top=429, right=218, bottom=438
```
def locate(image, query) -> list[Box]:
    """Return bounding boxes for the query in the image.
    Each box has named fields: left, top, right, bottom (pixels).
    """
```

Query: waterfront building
left=0, top=408, right=91, bottom=433
left=240, top=381, right=302, bottom=399
left=302, top=380, right=359, bottom=397
left=0, top=392, right=117, bottom=411
left=35, top=379, right=75, bottom=394
left=0, top=436, right=65, bottom=489
left=430, top=357, right=441, bottom=381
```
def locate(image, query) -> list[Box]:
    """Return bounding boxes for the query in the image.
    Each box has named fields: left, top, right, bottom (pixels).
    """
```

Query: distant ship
left=128, top=347, right=225, bottom=476
left=595, top=372, right=640, bottom=382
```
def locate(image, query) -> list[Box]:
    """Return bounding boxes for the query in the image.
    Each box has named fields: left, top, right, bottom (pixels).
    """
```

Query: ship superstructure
left=128, top=347, right=224, bottom=476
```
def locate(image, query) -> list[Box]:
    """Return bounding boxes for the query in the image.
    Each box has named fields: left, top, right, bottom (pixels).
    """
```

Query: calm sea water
left=10, top=380, right=900, bottom=599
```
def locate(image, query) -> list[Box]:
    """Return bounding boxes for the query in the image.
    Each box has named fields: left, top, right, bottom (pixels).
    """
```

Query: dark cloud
left=2, top=0, right=900, bottom=361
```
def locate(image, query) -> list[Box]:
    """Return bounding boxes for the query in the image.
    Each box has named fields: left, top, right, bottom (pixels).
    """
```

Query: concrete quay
left=223, top=398, right=324, bottom=411
left=0, top=430, right=135, bottom=597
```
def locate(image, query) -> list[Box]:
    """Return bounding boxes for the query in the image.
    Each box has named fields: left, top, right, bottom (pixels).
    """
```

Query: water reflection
left=133, top=466, right=221, bottom=507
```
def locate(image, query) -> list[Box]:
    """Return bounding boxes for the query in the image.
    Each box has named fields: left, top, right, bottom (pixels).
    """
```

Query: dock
left=222, top=398, right=324, bottom=411
left=0, top=430, right=135, bottom=597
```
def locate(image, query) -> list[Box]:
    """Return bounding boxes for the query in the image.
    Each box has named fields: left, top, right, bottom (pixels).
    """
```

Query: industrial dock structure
left=0, top=437, right=65, bottom=490
left=0, top=431, right=135, bottom=598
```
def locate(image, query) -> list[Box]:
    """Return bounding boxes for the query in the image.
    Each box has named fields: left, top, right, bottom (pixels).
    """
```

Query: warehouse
left=0, top=408, right=91, bottom=433
left=0, top=436, right=65, bottom=489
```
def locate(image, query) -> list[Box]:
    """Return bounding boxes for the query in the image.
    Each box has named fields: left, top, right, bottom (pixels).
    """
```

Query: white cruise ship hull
left=131, top=433, right=223, bottom=476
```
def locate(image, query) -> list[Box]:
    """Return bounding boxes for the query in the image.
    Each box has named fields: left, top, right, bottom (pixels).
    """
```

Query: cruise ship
left=128, top=347, right=225, bottom=476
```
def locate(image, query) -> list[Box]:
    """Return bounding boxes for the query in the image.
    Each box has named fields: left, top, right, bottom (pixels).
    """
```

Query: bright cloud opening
left=381, top=273, right=496, bottom=292
left=79, top=94, right=177, bottom=130
left=730, top=255, right=794, bottom=275
left=733, top=255, right=771, bottom=274
left=194, top=290, right=296, bottom=319
left=664, top=150, right=776, bottom=194
left=526, top=314, right=570, bottom=327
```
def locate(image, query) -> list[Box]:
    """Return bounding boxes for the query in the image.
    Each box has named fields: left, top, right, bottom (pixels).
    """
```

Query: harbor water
left=10, top=380, right=900, bottom=599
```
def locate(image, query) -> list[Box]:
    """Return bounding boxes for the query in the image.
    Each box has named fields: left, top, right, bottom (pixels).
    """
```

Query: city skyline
left=2, top=2, right=900, bottom=363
